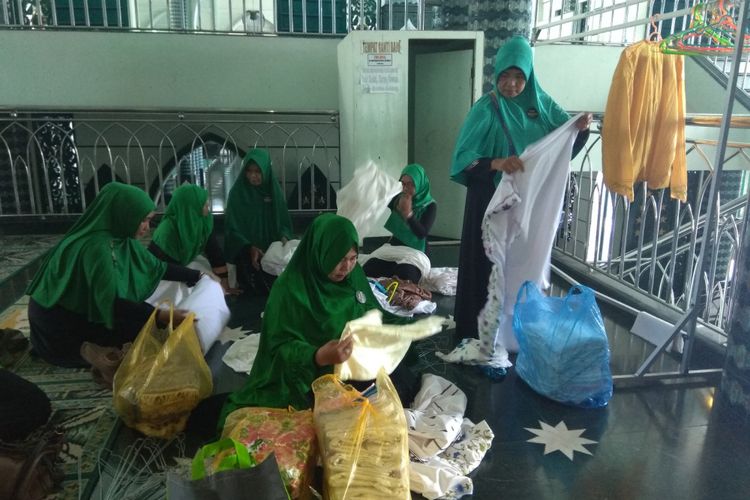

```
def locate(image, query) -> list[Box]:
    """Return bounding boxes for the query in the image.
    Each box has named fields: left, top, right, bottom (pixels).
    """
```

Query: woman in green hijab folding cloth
left=450, top=35, right=592, bottom=340
left=216, top=214, right=412, bottom=429
left=149, top=183, right=240, bottom=295
left=26, top=183, right=202, bottom=367
left=224, top=148, right=294, bottom=295
left=362, top=163, right=437, bottom=284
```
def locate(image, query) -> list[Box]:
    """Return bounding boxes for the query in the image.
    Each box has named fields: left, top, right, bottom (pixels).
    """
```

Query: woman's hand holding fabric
left=491, top=156, right=524, bottom=174
left=249, top=246, right=265, bottom=270
left=576, top=113, right=593, bottom=130
left=156, top=308, right=194, bottom=329
left=220, top=277, right=242, bottom=296
left=397, top=194, right=413, bottom=219
left=315, top=336, right=354, bottom=366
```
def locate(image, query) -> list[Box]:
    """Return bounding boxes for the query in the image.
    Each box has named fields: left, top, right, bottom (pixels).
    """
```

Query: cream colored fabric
left=602, top=41, right=686, bottom=202
left=335, top=310, right=444, bottom=381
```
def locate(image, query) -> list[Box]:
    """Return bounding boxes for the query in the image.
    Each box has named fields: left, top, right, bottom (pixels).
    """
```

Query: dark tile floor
left=8, top=237, right=749, bottom=499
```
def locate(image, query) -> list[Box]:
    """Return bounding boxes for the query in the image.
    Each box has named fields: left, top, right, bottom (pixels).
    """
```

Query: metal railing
left=556, top=116, right=750, bottom=335
left=0, top=109, right=341, bottom=217
left=0, top=0, right=435, bottom=34
left=534, top=0, right=750, bottom=96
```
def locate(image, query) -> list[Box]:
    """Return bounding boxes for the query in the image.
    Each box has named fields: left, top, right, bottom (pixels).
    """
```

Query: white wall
left=535, top=43, right=750, bottom=171
left=337, top=30, right=483, bottom=238
left=0, top=30, right=339, bottom=111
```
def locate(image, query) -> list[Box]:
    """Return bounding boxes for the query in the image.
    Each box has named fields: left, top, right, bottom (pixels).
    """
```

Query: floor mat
left=1, top=300, right=120, bottom=499
left=0, top=235, right=60, bottom=283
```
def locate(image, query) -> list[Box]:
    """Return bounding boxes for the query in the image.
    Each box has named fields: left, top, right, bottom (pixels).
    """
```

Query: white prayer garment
left=260, top=239, right=301, bottom=276
left=146, top=255, right=230, bottom=354
left=437, top=114, right=582, bottom=368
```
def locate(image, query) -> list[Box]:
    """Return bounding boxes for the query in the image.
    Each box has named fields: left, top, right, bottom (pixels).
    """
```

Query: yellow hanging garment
left=602, top=41, right=687, bottom=202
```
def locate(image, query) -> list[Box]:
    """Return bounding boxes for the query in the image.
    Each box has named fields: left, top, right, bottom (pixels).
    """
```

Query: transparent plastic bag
left=113, top=304, right=213, bottom=438
left=312, top=369, right=409, bottom=499
left=513, top=282, right=613, bottom=408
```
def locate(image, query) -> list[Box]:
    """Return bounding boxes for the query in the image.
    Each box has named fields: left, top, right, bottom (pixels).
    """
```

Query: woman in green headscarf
left=224, top=148, right=293, bottom=294
left=450, top=35, right=592, bottom=339
left=217, top=214, right=406, bottom=428
left=149, top=184, right=239, bottom=295
left=362, top=163, right=437, bottom=283
left=26, top=182, right=202, bottom=367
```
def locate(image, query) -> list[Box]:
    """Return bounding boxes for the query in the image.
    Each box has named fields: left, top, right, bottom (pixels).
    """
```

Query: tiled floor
left=4, top=238, right=749, bottom=500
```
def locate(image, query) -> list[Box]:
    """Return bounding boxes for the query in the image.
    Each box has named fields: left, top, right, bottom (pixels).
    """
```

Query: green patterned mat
left=1, top=299, right=120, bottom=499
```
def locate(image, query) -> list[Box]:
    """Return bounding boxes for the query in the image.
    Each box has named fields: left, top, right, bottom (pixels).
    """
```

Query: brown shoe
left=80, top=342, right=127, bottom=390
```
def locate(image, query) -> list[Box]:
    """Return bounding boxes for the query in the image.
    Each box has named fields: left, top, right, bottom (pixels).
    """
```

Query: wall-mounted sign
left=367, top=54, right=393, bottom=66
left=360, top=67, right=400, bottom=94
left=361, top=41, right=402, bottom=54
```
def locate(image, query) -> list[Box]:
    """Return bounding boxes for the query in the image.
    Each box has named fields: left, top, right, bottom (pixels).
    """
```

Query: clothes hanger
left=659, top=1, right=748, bottom=55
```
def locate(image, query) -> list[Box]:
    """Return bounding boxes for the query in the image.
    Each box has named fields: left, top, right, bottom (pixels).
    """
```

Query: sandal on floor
left=80, top=342, right=129, bottom=390
left=0, top=328, right=29, bottom=353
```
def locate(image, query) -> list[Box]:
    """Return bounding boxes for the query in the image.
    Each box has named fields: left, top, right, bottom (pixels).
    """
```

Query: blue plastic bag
left=513, top=281, right=612, bottom=408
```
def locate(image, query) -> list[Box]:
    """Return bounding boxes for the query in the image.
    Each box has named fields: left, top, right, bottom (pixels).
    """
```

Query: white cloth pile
left=221, top=333, right=261, bottom=374
left=437, top=115, right=581, bottom=369
left=420, top=267, right=458, bottom=296
left=359, top=243, right=432, bottom=279
left=260, top=239, right=301, bottom=276
left=335, top=310, right=444, bottom=381
left=146, top=256, right=230, bottom=353
left=406, top=374, right=494, bottom=499
left=336, top=162, right=402, bottom=244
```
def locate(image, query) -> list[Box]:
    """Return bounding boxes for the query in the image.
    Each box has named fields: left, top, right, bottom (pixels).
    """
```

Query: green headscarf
left=219, top=214, right=386, bottom=423
left=450, top=35, right=570, bottom=186
left=224, top=148, right=293, bottom=263
left=151, top=184, right=213, bottom=266
left=26, top=182, right=167, bottom=329
left=384, top=163, right=436, bottom=251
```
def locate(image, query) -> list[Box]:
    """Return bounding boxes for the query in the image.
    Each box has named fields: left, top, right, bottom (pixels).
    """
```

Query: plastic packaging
left=513, top=282, right=613, bottom=408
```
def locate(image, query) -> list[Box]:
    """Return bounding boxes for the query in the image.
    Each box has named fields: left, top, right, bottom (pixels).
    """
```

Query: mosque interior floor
left=2, top=238, right=749, bottom=499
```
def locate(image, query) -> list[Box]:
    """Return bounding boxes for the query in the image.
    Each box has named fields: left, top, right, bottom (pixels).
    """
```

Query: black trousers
left=0, top=369, right=51, bottom=442
left=28, top=298, right=141, bottom=367
left=362, top=258, right=422, bottom=284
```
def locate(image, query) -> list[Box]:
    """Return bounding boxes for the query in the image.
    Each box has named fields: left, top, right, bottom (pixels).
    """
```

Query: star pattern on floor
left=217, top=325, right=254, bottom=344
left=525, top=420, right=597, bottom=460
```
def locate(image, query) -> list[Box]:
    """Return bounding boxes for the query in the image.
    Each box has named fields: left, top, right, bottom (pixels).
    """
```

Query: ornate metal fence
left=0, top=109, right=341, bottom=216
left=556, top=118, right=750, bottom=334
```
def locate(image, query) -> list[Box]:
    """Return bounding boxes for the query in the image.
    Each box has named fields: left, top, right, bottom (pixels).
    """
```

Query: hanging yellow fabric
left=602, top=41, right=687, bottom=202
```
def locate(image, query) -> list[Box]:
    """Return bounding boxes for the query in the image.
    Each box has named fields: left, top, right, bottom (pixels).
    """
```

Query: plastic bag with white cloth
left=336, top=162, right=402, bottom=244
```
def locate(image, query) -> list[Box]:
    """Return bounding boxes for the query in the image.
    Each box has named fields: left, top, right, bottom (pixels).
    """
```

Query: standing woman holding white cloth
left=449, top=35, right=592, bottom=342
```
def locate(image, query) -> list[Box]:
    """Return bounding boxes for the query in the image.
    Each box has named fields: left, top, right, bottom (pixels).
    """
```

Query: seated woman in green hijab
left=362, top=163, right=437, bottom=284
left=224, top=148, right=294, bottom=294
left=217, top=213, right=409, bottom=429
left=149, top=183, right=240, bottom=295
left=26, top=182, right=201, bottom=367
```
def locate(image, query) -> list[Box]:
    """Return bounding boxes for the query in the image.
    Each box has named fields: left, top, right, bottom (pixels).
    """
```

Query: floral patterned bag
left=221, top=407, right=317, bottom=499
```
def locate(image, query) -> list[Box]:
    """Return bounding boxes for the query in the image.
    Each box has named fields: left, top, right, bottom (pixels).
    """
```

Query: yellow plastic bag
left=312, top=369, right=409, bottom=500
left=113, top=304, right=213, bottom=439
